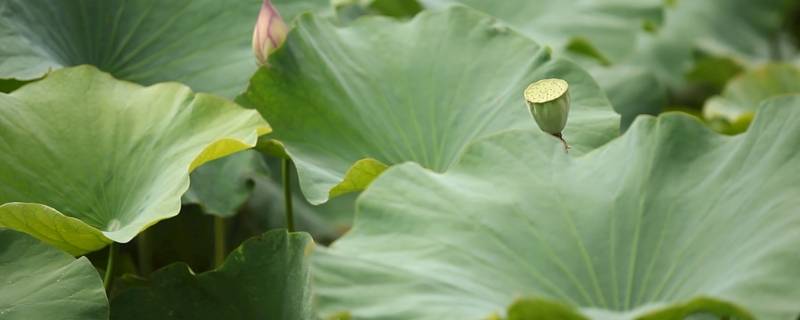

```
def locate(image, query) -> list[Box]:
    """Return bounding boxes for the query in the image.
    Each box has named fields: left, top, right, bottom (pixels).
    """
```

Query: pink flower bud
left=252, top=0, right=289, bottom=66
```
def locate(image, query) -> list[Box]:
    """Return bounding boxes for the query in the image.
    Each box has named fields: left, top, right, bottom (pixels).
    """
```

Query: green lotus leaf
left=0, top=228, right=108, bottom=319
left=418, top=0, right=663, bottom=65
left=530, top=296, right=758, bottom=320
left=0, top=79, right=27, bottom=93
left=0, top=0, right=330, bottom=98
left=183, top=150, right=269, bottom=218
left=238, top=7, right=620, bottom=204
left=505, top=299, right=587, bottom=320
left=704, top=64, right=800, bottom=135
left=334, top=0, right=423, bottom=21
left=363, top=0, right=423, bottom=17
left=110, top=229, right=314, bottom=320
left=0, top=66, right=269, bottom=255
left=313, top=96, right=800, bottom=319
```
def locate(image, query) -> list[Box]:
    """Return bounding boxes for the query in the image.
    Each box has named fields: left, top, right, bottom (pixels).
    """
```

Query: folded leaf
left=0, top=66, right=269, bottom=255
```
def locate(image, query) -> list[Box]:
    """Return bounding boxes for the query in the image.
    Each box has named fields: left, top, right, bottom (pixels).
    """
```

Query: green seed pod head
left=524, top=78, right=570, bottom=135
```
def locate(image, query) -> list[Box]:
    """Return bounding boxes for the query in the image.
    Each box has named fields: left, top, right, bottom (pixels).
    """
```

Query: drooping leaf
left=313, top=96, right=800, bottom=319
left=0, top=66, right=269, bottom=255
left=704, top=64, right=800, bottom=135
left=110, top=229, right=314, bottom=320
left=0, top=228, right=108, bottom=320
left=238, top=7, right=620, bottom=204
left=183, top=150, right=269, bottom=218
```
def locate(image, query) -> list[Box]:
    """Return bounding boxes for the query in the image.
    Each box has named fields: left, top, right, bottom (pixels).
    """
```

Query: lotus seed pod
left=524, top=78, right=570, bottom=135
left=252, top=0, right=289, bottom=66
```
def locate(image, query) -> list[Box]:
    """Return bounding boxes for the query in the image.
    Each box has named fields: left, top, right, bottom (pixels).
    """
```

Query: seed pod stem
left=552, top=132, right=570, bottom=152
left=524, top=78, right=571, bottom=153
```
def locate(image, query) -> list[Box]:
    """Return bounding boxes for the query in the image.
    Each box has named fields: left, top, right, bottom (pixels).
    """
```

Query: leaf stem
left=137, top=230, right=152, bottom=275
left=282, top=158, right=295, bottom=232
left=103, top=243, right=117, bottom=291
left=213, top=216, right=226, bottom=267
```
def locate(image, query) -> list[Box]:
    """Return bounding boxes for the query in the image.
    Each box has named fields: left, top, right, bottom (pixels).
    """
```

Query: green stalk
left=282, top=158, right=295, bottom=232
left=213, top=216, right=226, bottom=267
left=103, top=243, right=117, bottom=291
left=137, top=230, right=152, bottom=275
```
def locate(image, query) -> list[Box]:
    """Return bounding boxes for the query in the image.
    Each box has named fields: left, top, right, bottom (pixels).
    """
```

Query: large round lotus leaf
left=0, top=66, right=269, bottom=255
left=0, top=0, right=329, bottom=98
left=418, top=0, right=663, bottom=65
left=313, top=96, right=800, bottom=319
left=111, top=230, right=314, bottom=320
left=0, top=228, right=108, bottom=320
left=703, top=64, right=800, bottom=135
left=238, top=7, right=620, bottom=204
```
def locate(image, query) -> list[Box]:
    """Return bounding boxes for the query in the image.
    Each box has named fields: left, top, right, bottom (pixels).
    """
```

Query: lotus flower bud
left=524, top=78, right=571, bottom=150
left=252, top=0, right=289, bottom=66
